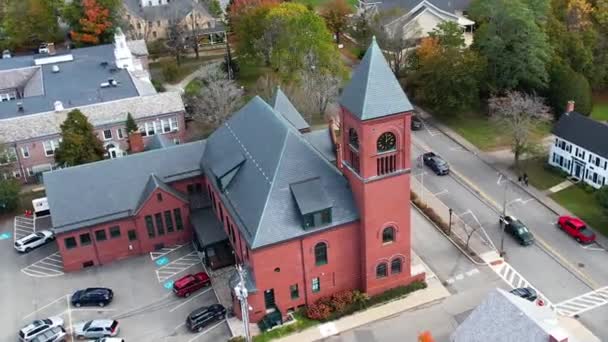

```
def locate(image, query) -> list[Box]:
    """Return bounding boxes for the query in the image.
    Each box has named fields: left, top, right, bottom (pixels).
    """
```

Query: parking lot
left=0, top=216, right=232, bottom=342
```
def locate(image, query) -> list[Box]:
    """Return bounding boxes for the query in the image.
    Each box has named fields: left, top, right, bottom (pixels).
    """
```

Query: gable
left=552, top=112, right=608, bottom=159
left=136, top=186, right=189, bottom=215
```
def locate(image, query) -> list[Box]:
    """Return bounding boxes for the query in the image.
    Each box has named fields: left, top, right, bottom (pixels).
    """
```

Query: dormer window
left=290, top=177, right=333, bottom=229
left=210, top=152, right=245, bottom=192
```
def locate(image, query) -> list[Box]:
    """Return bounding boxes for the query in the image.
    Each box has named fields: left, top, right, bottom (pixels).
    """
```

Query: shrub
left=366, top=281, right=427, bottom=307
left=306, top=302, right=332, bottom=321
left=228, top=337, right=246, bottom=342
left=151, top=79, right=165, bottom=92
left=161, top=61, right=180, bottom=83
left=597, top=186, right=608, bottom=212
left=0, top=179, right=20, bottom=213
left=580, top=182, right=596, bottom=194
left=548, top=61, right=592, bottom=119
left=329, top=290, right=354, bottom=313
left=147, top=40, right=169, bottom=58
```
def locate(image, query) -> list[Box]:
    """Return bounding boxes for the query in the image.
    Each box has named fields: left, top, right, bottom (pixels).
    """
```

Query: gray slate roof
left=135, top=174, right=188, bottom=211
left=126, top=40, right=149, bottom=56
left=124, top=0, right=211, bottom=21
left=0, top=92, right=184, bottom=143
left=202, top=96, right=359, bottom=248
left=339, top=36, right=413, bottom=120
left=372, top=0, right=472, bottom=13
left=146, top=134, right=175, bottom=151
left=290, top=177, right=332, bottom=215
left=303, top=128, right=336, bottom=164
left=44, top=141, right=205, bottom=233
left=552, top=112, right=608, bottom=159
left=271, top=87, right=310, bottom=132
left=0, top=44, right=141, bottom=118
left=191, top=208, right=229, bottom=246
left=451, top=288, right=569, bottom=342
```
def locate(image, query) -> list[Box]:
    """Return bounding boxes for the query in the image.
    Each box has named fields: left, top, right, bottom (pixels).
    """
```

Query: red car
left=557, top=216, right=596, bottom=244
left=173, top=272, right=211, bottom=297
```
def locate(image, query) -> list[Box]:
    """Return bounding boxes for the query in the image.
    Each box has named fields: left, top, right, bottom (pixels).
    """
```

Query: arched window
left=376, top=263, right=388, bottom=278
left=391, top=258, right=402, bottom=274
left=376, top=132, right=396, bottom=153
left=382, top=226, right=395, bottom=243
left=348, top=128, right=359, bottom=149
left=314, top=242, right=328, bottom=266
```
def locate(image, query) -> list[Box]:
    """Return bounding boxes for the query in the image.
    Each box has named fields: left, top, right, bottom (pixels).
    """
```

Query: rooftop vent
left=100, top=79, right=119, bottom=88
left=54, top=101, right=64, bottom=112
left=100, top=61, right=108, bottom=68
left=17, top=102, right=24, bottom=112
left=52, top=65, right=60, bottom=73
left=34, top=54, right=74, bottom=66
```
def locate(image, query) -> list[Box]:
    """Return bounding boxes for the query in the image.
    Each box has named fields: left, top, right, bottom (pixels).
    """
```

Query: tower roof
left=339, top=37, right=414, bottom=120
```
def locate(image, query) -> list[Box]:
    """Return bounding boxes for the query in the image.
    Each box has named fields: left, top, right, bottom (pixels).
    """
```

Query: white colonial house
left=549, top=104, right=608, bottom=189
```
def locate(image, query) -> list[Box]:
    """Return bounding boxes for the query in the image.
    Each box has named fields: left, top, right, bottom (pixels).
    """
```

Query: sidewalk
left=163, top=60, right=222, bottom=93
left=275, top=253, right=450, bottom=342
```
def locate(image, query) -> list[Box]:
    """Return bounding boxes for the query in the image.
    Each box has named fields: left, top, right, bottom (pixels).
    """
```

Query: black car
left=422, top=152, right=450, bottom=175
left=499, top=215, right=535, bottom=246
left=71, top=288, right=113, bottom=307
left=411, top=115, right=423, bottom=131
left=510, top=287, right=538, bottom=302
left=186, top=304, right=226, bottom=333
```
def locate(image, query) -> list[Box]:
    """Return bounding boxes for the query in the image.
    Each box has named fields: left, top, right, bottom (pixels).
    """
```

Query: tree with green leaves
left=0, top=178, right=20, bottom=214
left=470, top=0, right=552, bottom=92
left=3, top=0, right=60, bottom=49
left=125, top=113, right=138, bottom=133
left=597, top=186, right=608, bottom=213
left=320, top=0, right=353, bottom=45
left=54, top=109, right=106, bottom=167
left=408, top=22, right=486, bottom=113
left=547, top=61, right=592, bottom=118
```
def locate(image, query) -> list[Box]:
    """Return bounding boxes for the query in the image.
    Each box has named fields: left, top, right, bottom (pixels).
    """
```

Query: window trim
left=79, top=233, right=92, bottom=246
left=145, top=215, right=155, bottom=238
left=314, top=242, right=328, bottom=266
left=165, top=210, right=174, bottom=233
left=391, top=258, right=402, bottom=274
left=64, top=237, right=77, bottom=249
left=155, top=213, right=165, bottom=235
left=382, top=226, right=395, bottom=244
left=290, top=284, right=299, bottom=299
left=95, top=229, right=107, bottom=242
left=103, top=129, right=112, bottom=140
left=128, top=229, right=137, bottom=241
left=109, top=226, right=121, bottom=239
left=21, top=146, right=30, bottom=158
left=376, top=262, right=388, bottom=278
left=312, top=277, right=320, bottom=293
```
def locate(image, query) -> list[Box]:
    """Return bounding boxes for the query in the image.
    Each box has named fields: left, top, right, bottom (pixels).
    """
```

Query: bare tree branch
left=488, top=91, right=551, bottom=169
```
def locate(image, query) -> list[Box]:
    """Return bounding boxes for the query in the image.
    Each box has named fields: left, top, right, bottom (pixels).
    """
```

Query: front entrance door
left=574, top=163, right=583, bottom=179
left=264, top=289, right=276, bottom=312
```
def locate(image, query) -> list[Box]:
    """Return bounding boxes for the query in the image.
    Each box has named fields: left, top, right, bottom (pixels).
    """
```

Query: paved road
left=411, top=126, right=608, bottom=339
left=323, top=210, right=507, bottom=341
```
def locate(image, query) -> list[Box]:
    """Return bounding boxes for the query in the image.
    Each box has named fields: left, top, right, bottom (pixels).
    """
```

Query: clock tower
left=338, top=37, right=419, bottom=295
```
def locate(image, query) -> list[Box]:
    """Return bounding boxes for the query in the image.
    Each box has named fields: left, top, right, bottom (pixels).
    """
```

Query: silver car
left=14, top=230, right=54, bottom=253
left=30, top=326, right=67, bottom=342
left=72, top=320, right=119, bottom=339
left=19, top=316, right=64, bottom=342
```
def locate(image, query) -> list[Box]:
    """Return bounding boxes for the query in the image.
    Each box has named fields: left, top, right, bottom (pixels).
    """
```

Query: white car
left=38, top=43, right=49, bottom=54
left=2, top=49, right=11, bottom=59
left=14, top=230, right=55, bottom=253
left=19, top=316, right=64, bottom=342
left=72, top=320, right=119, bottom=339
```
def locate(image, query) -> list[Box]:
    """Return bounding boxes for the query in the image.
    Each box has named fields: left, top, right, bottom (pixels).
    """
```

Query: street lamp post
left=448, top=208, right=453, bottom=235
left=235, top=265, right=252, bottom=342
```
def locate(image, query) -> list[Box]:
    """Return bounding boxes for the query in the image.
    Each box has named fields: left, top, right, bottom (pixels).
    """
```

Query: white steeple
left=114, top=28, right=135, bottom=71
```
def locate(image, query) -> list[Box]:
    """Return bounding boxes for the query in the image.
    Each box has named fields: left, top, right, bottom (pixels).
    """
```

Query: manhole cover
left=578, top=263, right=585, bottom=268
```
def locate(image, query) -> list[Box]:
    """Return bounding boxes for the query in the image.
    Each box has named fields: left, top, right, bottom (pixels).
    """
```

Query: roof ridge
left=361, top=37, right=378, bottom=117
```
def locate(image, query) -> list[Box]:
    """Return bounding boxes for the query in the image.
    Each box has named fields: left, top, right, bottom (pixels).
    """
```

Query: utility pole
left=500, top=180, right=508, bottom=257
left=225, top=32, right=233, bottom=80
left=234, top=264, right=251, bottom=342
left=448, top=208, right=453, bottom=235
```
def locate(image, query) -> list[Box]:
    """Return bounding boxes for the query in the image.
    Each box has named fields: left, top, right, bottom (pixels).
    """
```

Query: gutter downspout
left=299, top=239, right=309, bottom=306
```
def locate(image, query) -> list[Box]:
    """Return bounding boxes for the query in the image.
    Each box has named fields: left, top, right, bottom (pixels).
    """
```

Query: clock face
left=377, top=132, right=396, bottom=152
left=349, top=129, right=359, bottom=149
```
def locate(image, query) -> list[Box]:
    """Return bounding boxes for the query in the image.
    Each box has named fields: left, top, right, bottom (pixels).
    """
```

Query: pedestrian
left=523, top=173, right=529, bottom=186
left=518, top=175, right=522, bottom=183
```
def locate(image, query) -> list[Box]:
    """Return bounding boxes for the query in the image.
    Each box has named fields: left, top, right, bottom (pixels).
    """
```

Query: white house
left=549, top=103, right=608, bottom=189
left=359, top=0, right=475, bottom=46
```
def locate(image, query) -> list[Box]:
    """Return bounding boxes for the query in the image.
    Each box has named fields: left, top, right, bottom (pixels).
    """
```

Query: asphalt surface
left=412, top=126, right=608, bottom=339
left=0, top=214, right=231, bottom=342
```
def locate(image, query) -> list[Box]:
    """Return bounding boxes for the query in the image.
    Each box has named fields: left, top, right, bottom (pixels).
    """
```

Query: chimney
left=566, top=100, right=575, bottom=113
left=53, top=101, right=64, bottom=112
left=128, top=131, right=145, bottom=153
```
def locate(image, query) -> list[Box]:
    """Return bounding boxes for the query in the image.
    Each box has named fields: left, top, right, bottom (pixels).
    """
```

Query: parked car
left=173, top=272, right=211, bottom=297
left=557, top=215, right=596, bottom=244
left=14, top=230, right=55, bottom=253
left=510, top=287, right=538, bottom=302
left=30, top=326, right=67, bottom=342
left=499, top=215, right=535, bottom=246
left=94, top=338, right=124, bottom=342
left=72, top=320, right=119, bottom=339
left=186, top=304, right=226, bottom=333
left=2, top=49, right=11, bottom=59
left=422, top=152, right=450, bottom=175
left=38, top=43, right=49, bottom=54
left=71, top=288, right=113, bottom=307
left=411, top=114, right=423, bottom=131
left=19, top=317, right=64, bottom=342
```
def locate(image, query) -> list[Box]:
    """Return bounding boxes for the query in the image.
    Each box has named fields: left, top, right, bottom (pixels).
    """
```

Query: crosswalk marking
left=445, top=268, right=480, bottom=285
left=21, top=252, right=64, bottom=278
left=14, top=215, right=35, bottom=241
left=488, top=261, right=552, bottom=307
left=155, top=251, right=201, bottom=282
left=150, top=244, right=186, bottom=261
left=554, top=287, right=608, bottom=317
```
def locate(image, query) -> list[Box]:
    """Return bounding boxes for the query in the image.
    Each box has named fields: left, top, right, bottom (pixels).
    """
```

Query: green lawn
left=591, top=103, right=608, bottom=121
left=517, top=158, right=566, bottom=191
left=236, top=62, right=272, bottom=93
left=253, top=312, right=319, bottom=342
left=550, top=186, right=608, bottom=237
left=184, top=79, right=203, bottom=97
left=436, top=111, right=552, bottom=151
left=149, top=56, right=222, bottom=84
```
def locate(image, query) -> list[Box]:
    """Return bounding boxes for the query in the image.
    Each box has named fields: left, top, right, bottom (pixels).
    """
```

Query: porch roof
left=191, top=208, right=228, bottom=247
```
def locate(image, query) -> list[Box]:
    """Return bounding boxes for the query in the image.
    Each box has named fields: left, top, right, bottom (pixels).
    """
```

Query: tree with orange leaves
left=70, top=0, right=112, bottom=45
left=418, top=331, right=435, bottom=342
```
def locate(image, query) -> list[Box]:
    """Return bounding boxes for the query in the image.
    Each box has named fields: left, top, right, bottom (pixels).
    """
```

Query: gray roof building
left=146, top=133, right=175, bottom=151
left=452, top=288, right=571, bottom=342
left=44, top=140, right=206, bottom=233
left=552, top=112, right=608, bottom=159
left=339, top=36, right=414, bottom=121
left=124, top=0, right=211, bottom=21
left=0, top=44, right=145, bottom=118
left=271, top=87, right=310, bottom=132
left=367, top=0, right=472, bottom=13
left=303, top=128, right=337, bottom=164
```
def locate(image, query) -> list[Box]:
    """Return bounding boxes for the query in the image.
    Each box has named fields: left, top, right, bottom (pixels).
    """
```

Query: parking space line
left=21, top=252, right=64, bottom=278
left=23, top=294, right=69, bottom=319
left=187, top=321, right=225, bottom=342
left=150, top=244, right=187, bottom=261
left=155, top=251, right=201, bottom=282
left=169, top=288, right=212, bottom=313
